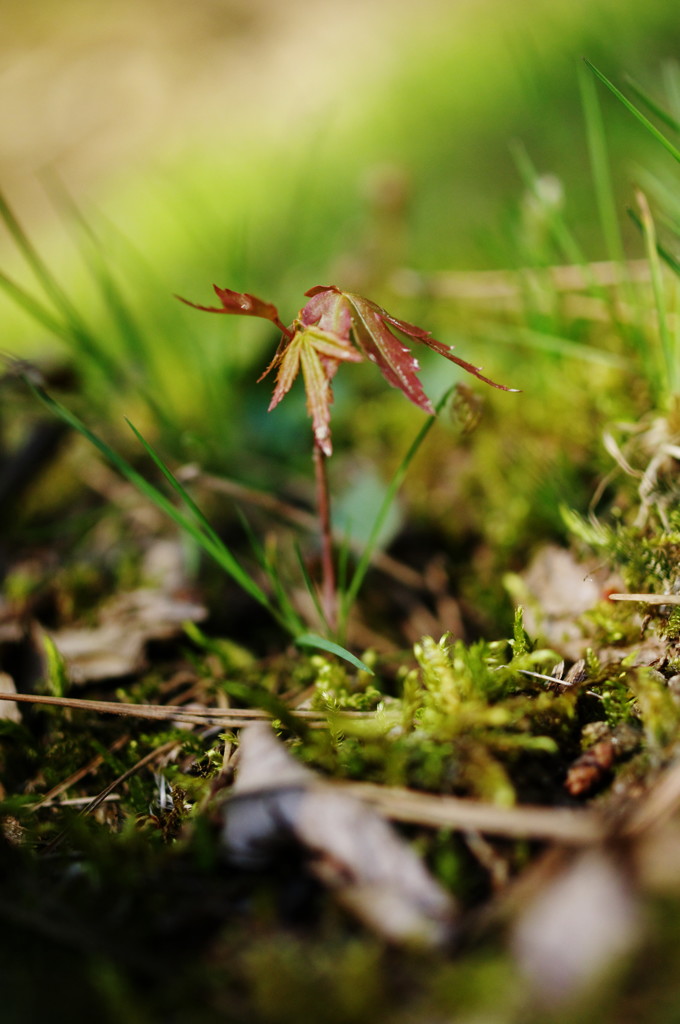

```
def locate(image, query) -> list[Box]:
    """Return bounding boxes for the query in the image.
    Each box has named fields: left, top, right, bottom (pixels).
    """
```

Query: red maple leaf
left=177, top=284, right=288, bottom=333
left=178, top=285, right=517, bottom=455
left=259, top=288, right=362, bottom=456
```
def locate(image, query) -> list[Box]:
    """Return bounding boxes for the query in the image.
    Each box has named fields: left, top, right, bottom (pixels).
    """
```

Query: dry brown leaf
left=511, top=848, right=640, bottom=1006
left=0, top=672, right=21, bottom=723
left=512, top=544, right=621, bottom=658
left=220, top=723, right=457, bottom=948
left=45, top=588, right=206, bottom=683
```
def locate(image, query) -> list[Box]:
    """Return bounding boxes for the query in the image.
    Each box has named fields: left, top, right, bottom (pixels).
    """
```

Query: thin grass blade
left=584, top=60, right=680, bottom=164
left=636, top=189, right=679, bottom=399
left=233, top=506, right=306, bottom=635
left=295, top=633, right=374, bottom=675
left=129, top=421, right=306, bottom=623
left=625, top=77, right=680, bottom=134
left=481, top=322, right=629, bottom=366
left=627, top=207, right=680, bottom=278
left=126, top=420, right=225, bottom=548
left=339, top=387, right=453, bottom=633
left=509, top=141, right=598, bottom=288
left=293, top=539, right=329, bottom=631
left=43, top=178, right=176, bottom=432
left=0, top=191, right=123, bottom=382
left=0, top=191, right=82, bottom=320
left=27, top=381, right=288, bottom=623
left=0, top=272, right=72, bottom=340
left=579, top=63, right=626, bottom=267
left=41, top=177, right=152, bottom=365
left=335, top=527, right=353, bottom=598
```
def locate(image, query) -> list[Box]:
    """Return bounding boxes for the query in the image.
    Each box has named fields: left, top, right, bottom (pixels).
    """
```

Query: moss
left=240, top=936, right=385, bottom=1024
left=297, top=628, right=578, bottom=809
left=662, top=606, right=680, bottom=643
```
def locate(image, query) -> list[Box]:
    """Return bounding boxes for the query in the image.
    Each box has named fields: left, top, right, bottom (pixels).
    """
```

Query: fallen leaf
left=509, top=544, right=622, bottom=658
left=45, top=588, right=206, bottom=683
left=0, top=672, right=21, bottom=723
left=511, top=848, right=640, bottom=1006
left=220, top=723, right=457, bottom=947
left=180, top=283, right=517, bottom=455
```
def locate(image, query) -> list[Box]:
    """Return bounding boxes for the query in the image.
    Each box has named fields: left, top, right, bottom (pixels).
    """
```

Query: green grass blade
left=509, top=141, right=600, bottom=290
left=293, top=540, right=329, bottom=632
left=627, top=207, right=680, bottom=278
left=662, top=60, right=680, bottom=128
left=636, top=190, right=679, bottom=399
left=0, top=271, right=72, bottom=340
left=295, top=633, right=374, bottom=675
left=132, top=425, right=310, bottom=627
left=584, top=59, right=680, bottom=164
left=41, top=178, right=149, bottom=361
left=625, top=77, right=680, bottom=134
left=339, top=387, right=454, bottom=633
left=234, top=507, right=306, bottom=635
left=125, top=420, right=225, bottom=549
left=0, top=191, right=82, bottom=321
left=27, top=381, right=289, bottom=625
left=0, top=191, right=122, bottom=382
left=579, top=63, right=626, bottom=267
left=480, top=322, right=629, bottom=367
left=335, top=527, right=353, bottom=599
left=42, top=178, right=183, bottom=438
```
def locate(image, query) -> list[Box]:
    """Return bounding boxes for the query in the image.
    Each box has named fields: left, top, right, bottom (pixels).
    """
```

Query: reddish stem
left=312, top=439, right=336, bottom=632
left=275, top=318, right=295, bottom=339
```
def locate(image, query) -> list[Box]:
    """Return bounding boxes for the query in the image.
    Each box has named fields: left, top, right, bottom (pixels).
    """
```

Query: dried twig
left=340, top=782, right=605, bottom=845
left=9, top=692, right=680, bottom=850
left=40, top=737, right=181, bottom=854
left=41, top=794, right=120, bottom=808
left=32, top=733, right=129, bottom=809
left=622, top=758, right=680, bottom=838
left=0, top=691, right=372, bottom=728
left=80, top=738, right=179, bottom=819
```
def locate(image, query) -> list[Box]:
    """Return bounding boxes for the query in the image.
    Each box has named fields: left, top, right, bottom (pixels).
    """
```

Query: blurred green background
left=3, top=0, right=678, bottom=364
left=4, top=0, right=678, bottom=277
left=2, top=0, right=680, bottom=637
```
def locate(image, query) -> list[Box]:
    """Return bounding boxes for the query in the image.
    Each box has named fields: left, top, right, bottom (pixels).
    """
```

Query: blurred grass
left=3, top=0, right=680, bottom=598
left=3, top=4, right=679, bottom=298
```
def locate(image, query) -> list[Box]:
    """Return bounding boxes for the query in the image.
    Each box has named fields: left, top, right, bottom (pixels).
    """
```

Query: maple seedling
left=179, top=284, right=517, bottom=633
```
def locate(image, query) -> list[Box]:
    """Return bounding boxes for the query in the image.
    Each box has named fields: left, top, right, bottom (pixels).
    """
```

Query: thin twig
left=41, top=794, right=121, bottom=809
left=40, top=738, right=180, bottom=854
left=81, top=738, right=179, bottom=819
left=0, top=691, right=373, bottom=725
left=31, top=684, right=211, bottom=809
left=340, top=782, right=606, bottom=845
left=622, top=758, right=680, bottom=838
left=32, top=734, right=129, bottom=809
left=17, top=689, right=680, bottom=848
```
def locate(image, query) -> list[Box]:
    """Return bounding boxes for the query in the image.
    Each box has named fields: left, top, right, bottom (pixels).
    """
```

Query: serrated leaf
left=183, top=282, right=518, bottom=455
left=261, top=294, right=362, bottom=455
left=177, top=285, right=283, bottom=325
